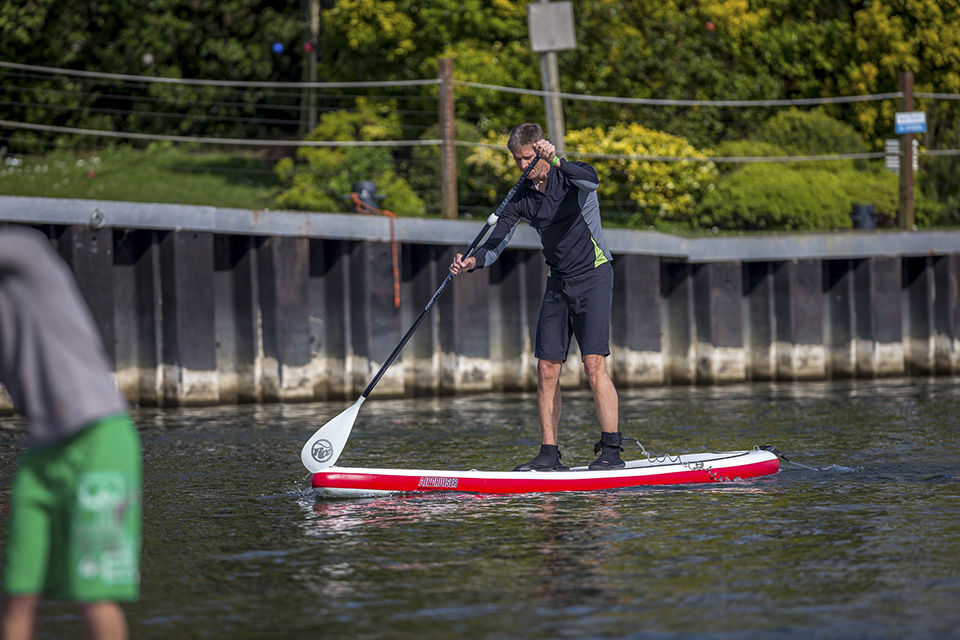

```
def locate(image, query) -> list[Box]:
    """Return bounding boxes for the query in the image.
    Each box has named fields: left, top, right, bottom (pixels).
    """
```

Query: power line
left=0, top=120, right=440, bottom=147
left=0, top=121, right=948, bottom=162
left=4, top=61, right=960, bottom=163
left=0, top=100, right=302, bottom=127
left=916, top=92, right=960, bottom=100
left=0, top=82, right=304, bottom=114
left=456, top=80, right=906, bottom=107
left=7, top=60, right=949, bottom=106
left=0, top=60, right=442, bottom=89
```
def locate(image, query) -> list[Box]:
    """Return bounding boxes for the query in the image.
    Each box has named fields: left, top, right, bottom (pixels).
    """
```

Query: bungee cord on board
left=618, top=437, right=819, bottom=480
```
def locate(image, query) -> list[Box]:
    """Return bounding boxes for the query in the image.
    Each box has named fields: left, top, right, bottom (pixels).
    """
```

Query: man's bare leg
left=537, top=359, right=564, bottom=444
left=583, top=354, right=618, bottom=433
left=513, top=359, right=568, bottom=471
left=82, top=601, right=128, bottom=640
left=3, top=594, right=39, bottom=640
left=583, top=354, right=624, bottom=469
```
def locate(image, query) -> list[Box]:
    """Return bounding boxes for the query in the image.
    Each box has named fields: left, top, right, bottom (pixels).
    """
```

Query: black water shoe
left=513, top=444, right=570, bottom=472
left=588, top=431, right=626, bottom=470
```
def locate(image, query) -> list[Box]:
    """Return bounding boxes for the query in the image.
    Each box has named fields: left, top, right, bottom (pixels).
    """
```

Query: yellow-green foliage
left=463, top=123, right=717, bottom=229
left=461, top=131, right=517, bottom=207
left=843, top=0, right=960, bottom=145
left=566, top=123, right=718, bottom=227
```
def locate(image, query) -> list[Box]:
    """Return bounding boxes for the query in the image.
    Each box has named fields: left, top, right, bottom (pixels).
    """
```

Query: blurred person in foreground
left=449, top=122, right=623, bottom=472
left=0, top=225, right=141, bottom=640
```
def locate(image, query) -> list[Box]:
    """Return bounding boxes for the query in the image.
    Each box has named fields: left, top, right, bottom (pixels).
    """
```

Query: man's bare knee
left=81, top=601, right=128, bottom=640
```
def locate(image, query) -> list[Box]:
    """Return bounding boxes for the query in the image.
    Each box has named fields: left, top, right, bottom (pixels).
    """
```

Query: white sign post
left=527, top=1, right=577, bottom=157
left=884, top=138, right=919, bottom=174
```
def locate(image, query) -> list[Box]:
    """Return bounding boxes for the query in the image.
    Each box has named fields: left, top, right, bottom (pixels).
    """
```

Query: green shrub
left=691, top=110, right=928, bottom=231
left=711, top=139, right=787, bottom=159
left=694, top=163, right=904, bottom=231
left=756, top=108, right=869, bottom=157
left=275, top=99, right=426, bottom=215
left=708, top=140, right=787, bottom=175
left=916, top=198, right=959, bottom=228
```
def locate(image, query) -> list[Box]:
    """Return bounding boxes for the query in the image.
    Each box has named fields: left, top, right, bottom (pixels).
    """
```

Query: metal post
left=538, top=0, right=565, bottom=157
left=899, top=71, right=915, bottom=230
left=438, top=58, right=458, bottom=219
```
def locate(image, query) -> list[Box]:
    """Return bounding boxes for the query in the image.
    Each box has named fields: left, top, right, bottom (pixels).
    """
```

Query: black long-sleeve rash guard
left=471, top=158, right=613, bottom=278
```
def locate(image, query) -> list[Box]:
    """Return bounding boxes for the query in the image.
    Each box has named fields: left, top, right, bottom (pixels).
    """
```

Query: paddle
left=301, top=154, right=541, bottom=473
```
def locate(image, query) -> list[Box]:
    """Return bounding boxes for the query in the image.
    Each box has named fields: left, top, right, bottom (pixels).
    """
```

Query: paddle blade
left=300, top=397, right=366, bottom=473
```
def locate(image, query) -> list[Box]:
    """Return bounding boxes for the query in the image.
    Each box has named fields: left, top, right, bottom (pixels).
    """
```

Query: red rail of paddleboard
left=312, top=453, right=779, bottom=496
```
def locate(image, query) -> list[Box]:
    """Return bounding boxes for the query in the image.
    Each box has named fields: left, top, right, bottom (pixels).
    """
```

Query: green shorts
left=3, top=414, right=141, bottom=602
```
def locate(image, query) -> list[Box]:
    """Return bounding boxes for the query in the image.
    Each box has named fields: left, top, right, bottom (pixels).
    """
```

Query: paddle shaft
left=361, top=154, right=540, bottom=398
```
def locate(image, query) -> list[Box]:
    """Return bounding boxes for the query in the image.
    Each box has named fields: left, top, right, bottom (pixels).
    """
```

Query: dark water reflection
left=1, top=378, right=959, bottom=639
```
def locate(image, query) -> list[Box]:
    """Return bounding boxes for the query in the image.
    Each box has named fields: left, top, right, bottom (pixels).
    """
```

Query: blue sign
left=895, top=111, right=926, bottom=134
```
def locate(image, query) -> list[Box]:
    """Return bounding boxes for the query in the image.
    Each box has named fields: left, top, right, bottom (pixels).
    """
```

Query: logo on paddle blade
left=311, top=439, right=335, bottom=463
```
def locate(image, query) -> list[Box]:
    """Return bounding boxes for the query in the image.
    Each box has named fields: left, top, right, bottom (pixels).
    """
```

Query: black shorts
left=535, top=264, right=613, bottom=362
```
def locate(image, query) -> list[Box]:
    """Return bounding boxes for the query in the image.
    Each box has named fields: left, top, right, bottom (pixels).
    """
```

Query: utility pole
left=301, top=0, right=320, bottom=135
left=898, top=71, right=915, bottom=230
left=527, top=1, right=576, bottom=157
left=438, top=58, right=458, bottom=219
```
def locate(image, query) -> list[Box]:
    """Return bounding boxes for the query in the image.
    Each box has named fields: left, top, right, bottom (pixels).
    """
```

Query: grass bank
left=0, top=143, right=283, bottom=210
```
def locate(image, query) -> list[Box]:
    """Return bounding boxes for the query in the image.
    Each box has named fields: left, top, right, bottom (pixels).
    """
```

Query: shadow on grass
left=169, top=152, right=283, bottom=190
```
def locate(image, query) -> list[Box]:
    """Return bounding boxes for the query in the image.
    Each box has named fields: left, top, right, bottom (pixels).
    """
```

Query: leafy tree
left=839, top=0, right=960, bottom=147
left=429, top=40, right=543, bottom=135
left=567, top=0, right=786, bottom=146
left=318, top=1, right=540, bottom=135
left=0, top=0, right=304, bottom=143
left=317, top=0, right=527, bottom=82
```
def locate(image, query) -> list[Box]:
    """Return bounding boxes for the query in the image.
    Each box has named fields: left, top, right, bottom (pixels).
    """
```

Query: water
left=1, top=378, right=959, bottom=639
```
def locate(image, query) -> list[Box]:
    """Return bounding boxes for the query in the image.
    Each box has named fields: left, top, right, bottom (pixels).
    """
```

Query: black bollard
left=850, top=204, right=877, bottom=229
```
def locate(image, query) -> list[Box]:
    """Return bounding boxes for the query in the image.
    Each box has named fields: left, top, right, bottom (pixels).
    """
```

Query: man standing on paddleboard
left=0, top=225, right=142, bottom=640
left=449, top=122, right=623, bottom=472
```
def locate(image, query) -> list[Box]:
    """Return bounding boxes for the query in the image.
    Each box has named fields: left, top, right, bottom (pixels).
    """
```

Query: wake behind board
left=312, top=448, right=779, bottom=498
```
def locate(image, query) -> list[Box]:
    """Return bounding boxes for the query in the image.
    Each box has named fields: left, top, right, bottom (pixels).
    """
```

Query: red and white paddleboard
left=311, top=448, right=780, bottom=498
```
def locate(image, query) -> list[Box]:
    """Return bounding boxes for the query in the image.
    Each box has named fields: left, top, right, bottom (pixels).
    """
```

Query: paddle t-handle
left=301, top=154, right=540, bottom=473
